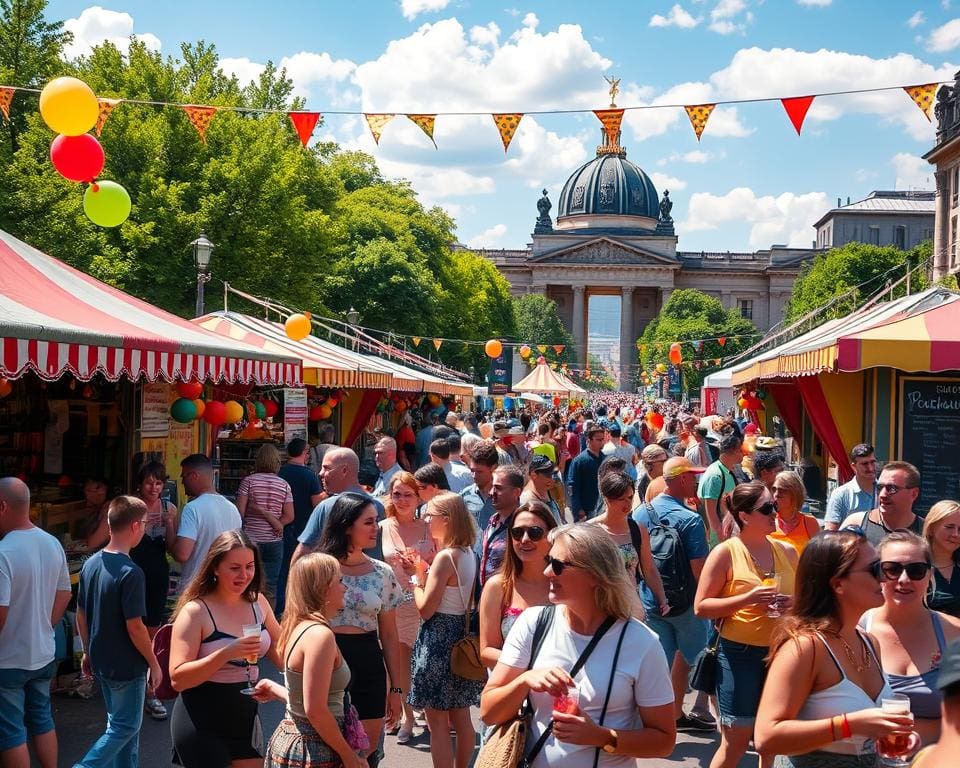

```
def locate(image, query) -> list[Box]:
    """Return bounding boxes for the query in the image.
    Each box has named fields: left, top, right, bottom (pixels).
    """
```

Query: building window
left=953, top=167, right=959, bottom=208
left=737, top=299, right=754, bottom=320
left=923, top=228, right=933, bottom=242
left=894, top=226, right=907, bottom=250
left=952, top=216, right=957, bottom=264
left=869, top=226, right=880, bottom=246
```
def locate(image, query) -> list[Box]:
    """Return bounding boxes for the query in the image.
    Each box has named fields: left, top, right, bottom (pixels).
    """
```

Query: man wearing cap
left=909, top=637, right=960, bottom=766
left=637, top=444, right=669, bottom=502
left=634, top=457, right=715, bottom=732
left=698, top=433, right=745, bottom=543
left=520, top=455, right=561, bottom=523
left=567, top=424, right=605, bottom=522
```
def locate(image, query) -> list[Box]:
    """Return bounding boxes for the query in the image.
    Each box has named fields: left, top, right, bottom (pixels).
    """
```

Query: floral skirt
left=265, top=714, right=347, bottom=768
left=407, top=612, right=484, bottom=711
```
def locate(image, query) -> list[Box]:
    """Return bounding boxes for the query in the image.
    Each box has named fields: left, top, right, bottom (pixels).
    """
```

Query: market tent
left=556, top=371, right=587, bottom=394
left=0, top=230, right=299, bottom=384
left=513, top=359, right=575, bottom=394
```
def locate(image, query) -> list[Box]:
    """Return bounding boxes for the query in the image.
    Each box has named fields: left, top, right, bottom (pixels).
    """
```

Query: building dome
left=556, top=131, right=660, bottom=229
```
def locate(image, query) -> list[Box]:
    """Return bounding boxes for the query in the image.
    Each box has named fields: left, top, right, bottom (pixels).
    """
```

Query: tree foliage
left=512, top=294, right=575, bottom=365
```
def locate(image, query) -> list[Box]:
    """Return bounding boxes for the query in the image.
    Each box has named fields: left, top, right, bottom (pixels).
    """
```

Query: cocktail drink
left=762, top=574, right=782, bottom=618
left=240, top=623, right=260, bottom=695
left=553, top=685, right=580, bottom=715
left=877, top=694, right=918, bottom=767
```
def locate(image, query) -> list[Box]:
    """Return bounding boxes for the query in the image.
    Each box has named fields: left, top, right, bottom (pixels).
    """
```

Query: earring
left=213, top=574, right=218, bottom=583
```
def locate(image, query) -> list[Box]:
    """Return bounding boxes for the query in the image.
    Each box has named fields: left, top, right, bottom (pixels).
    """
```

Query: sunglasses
left=752, top=501, right=778, bottom=516
left=879, top=561, right=931, bottom=581
left=877, top=483, right=915, bottom=496
left=510, top=525, right=546, bottom=542
left=545, top=555, right=576, bottom=576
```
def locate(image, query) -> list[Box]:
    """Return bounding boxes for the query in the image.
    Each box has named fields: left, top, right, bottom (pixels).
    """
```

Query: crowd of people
left=1, top=399, right=960, bottom=768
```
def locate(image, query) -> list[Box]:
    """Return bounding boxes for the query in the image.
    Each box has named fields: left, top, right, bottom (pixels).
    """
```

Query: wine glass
left=240, top=623, right=261, bottom=695
left=762, top=574, right=782, bottom=617
left=877, top=694, right=919, bottom=767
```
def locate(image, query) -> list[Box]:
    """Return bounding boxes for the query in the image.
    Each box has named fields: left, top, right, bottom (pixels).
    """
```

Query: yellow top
left=768, top=514, right=820, bottom=555
left=719, top=536, right=796, bottom=647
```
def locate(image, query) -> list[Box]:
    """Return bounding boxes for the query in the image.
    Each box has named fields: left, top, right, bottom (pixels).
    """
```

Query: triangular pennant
left=537, top=345, right=547, bottom=354
left=552, top=345, right=565, bottom=355
left=411, top=336, right=421, bottom=347
left=718, top=336, right=727, bottom=347
left=714, top=358, right=721, bottom=365
left=781, top=95, right=815, bottom=136
left=903, top=83, right=938, bottom=122
left=684, top=103, right=716, bottom=141
left=289, top=111, right=322, bottom=147
left=550, top=363, right=557, bottom=370
left=182, top=105, right=218, bottom=143
left=94, top=98, right=121, bottom=136
left=641, top=344, right=648, bottom=354
left=433, top=338, right=442, bottom=351
left=492, top=113, right=523, bottom=153
left=593, top=108, right=625, bottom=146
left=406, top=114, right=437, bottom=148
left=695, top=339, right=704, bottom=351
left=364, top=113, right=395, bottom=145
left=0, top=87, right=13, bottom=122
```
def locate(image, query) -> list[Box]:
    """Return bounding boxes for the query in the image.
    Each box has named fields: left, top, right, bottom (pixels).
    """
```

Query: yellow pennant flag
left=492, top=113, right=523, bottom=153
left=406, top=114, right=437, bottom=148
left=593, top=109, right=624, bottom=146
left=433, top=338, right=443, bottom=351
left=903, top=83, right=938, bottom=122
left=0, top=87, right=13, bottom=122
left=95, top=98, right=121, bottom=136
left=182, top=105, right=218, bottom=143
left=537, top=345, right=547, bottom=354
left=365, top=113, right=395, bottom=145
left=684, top=104, right=716, bottom=141
left=411, top=336, right=421, bottom=347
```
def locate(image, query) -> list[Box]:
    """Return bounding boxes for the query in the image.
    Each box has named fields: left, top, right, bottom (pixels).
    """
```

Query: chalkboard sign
left=899, top=377, right=960, bottom=512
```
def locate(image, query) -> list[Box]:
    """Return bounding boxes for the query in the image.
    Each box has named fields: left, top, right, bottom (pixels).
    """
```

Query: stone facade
left=924, top=71, right=960, bottom=279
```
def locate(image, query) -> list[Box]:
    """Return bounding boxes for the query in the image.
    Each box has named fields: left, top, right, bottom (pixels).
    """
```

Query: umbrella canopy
left=518, top=392, right=545, bottom=404
left=513, top=359, right=575, bottom=394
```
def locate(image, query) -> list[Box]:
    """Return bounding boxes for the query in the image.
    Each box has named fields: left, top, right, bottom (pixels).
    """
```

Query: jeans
left=0, top=661, right=57, bottom=750
left=76, top=675, right=146, bottom=767
left=256, top=539, right=284, bottom=604
left=715, top=637, right=768, bottom=727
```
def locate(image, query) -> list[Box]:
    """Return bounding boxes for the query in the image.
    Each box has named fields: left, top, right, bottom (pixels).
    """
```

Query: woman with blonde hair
left=255, top=553, right=366, bottom=768
left=408, top=492, right=481, bottom=768
left=923, top=500, right=960, bottom=616
left=481, top=524, right=675, bottom=767
left=378, top=471, right=436, bottom=742
left=769, top=471, right=820, bottom=555
left=169, top=530, right=282, bottom=767
left=236, top=443, right=294, bottom=605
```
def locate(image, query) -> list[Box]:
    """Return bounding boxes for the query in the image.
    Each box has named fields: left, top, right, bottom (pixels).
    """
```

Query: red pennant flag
left=593, top=109, right=624, bottom=146
left=289, top=112, right=321, bottom=147
left=903, top=83, right=938, bottom=122
left=492, top=113, right=523, bottom=153
left=0, top=87, right=13, bottom=122
left=781, top=96, right=814, bottom=136
left=182, top=105, right=218, bottom=143
left=718, top=336, right=727, bottom=347
left=552, top=344, right=565, bottom=355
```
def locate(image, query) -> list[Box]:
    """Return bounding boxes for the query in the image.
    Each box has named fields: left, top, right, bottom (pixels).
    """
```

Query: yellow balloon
left=39, top=77, right=99, bottom=136
left=224, top=400, right=245, bottom=423
left=285, top=312, right=312, bottom=341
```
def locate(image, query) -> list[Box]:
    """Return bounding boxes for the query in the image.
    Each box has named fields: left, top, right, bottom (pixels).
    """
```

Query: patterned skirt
left=265, top=713, right=347, bottom=768
left=408, top=611, right=484, bottom=711
left=774, top=750, right=876, bottom=768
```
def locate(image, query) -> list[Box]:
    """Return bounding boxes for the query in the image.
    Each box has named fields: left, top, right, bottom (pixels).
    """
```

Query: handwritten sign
left=899, top=377, right=960, bottom=513
left=141, top=383, right=171, bottom=437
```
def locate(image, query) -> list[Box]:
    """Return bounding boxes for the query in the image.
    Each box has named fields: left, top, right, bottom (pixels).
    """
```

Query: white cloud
left=63, top=6, right=161, bottom=59
left=467, top=223, right=507, bottom=248
left=650, top=172, right=687, bottom=191
left=400, top=0, right=451, bottom=21
left=278, top=51, right=358, bottom=105
left=891, top=152, right=935, bottom=190
left=854, top=168, right=879, bottom=182
left=658, top=149, right=723, bottom=165
left=681, top=187, right=829, bottom=249
left=470, top=22, right=501, bottom=47
left=649, top=5, right=702, bottom=29
left=219, top=57, right=266, bottom=85
left=927, top=19, right=960, bottom=52
left=502, top=117, right=589, bottom=189
left=796, top=0, right=831, bottom=6
left=907, top=11, right=926, bottom=28
left=623, top=78, right=752, bottom=142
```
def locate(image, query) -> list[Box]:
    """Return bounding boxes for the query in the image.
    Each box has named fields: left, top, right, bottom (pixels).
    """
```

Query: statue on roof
left=656, top=190, right=675, bottom=235
left=534, top=189, right=553, bottom=234
left=604, top=75, right=621, bottom=108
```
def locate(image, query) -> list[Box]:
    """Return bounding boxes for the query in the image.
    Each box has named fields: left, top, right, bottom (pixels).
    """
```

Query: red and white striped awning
left=0, top=230, right=301, bottom=385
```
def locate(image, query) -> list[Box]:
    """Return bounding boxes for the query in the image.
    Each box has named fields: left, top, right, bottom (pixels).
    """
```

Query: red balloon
left=203, top=400, right=227, bottom=425
left=263, top=400, right=279, bottom=418
left=176, top=380, right=203, bottom=399
left=50, top=133, right=105, bottom=183
left=309, top=405, right=324, bottom=421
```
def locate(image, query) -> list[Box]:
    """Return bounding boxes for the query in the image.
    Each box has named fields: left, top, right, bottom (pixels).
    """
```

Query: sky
left=43, top=0, right=957, bottom=256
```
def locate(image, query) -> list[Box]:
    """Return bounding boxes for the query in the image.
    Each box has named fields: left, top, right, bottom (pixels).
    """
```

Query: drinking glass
left=240, top=623, right=260, bottom=695
left=877, top=694, right=918, bottom=767
left=553, top=684, right=580, bottom=715
left=762, top=574, right=782, bottom=618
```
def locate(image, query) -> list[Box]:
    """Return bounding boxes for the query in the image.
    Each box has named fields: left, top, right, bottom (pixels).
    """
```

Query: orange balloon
left=224, top=400, right=244, bottom=423
left=285, top=312, right=312, bottom=341
left=316, top=403, right=332, bottom=419
left=669, top=342, right=682, bottom=365
left=519, top=344, right=531, bottom=359
left=192, top=399, right=205, bottom=419
left=485, top=339, right=503, bottom=358
left=0, top=379, right=11, bottom=398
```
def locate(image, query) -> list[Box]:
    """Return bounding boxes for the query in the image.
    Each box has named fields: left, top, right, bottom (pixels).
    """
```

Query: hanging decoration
left=0, top=378, right=12, bottom=398
left=537, top=344, right=547, bottom=354
left=50, top=133, right=105, bottom=183
left=484, top=338, right=503, bottom=358
left=411, top=336, right=421, bottom=347
left=39, top=77, right=98, bottom=135
left=175, top=380, right=203, bottom=400
left=668, top=342, right=683, bottom=365
left=492, top=113, right=523, bottom=153
left=593, top=108, right=625, bottom=145
left=170, top=398, right=198, bottom=423
left=94, top=98, right=120, bottom=136
left=407, top=114, right=437, bottom=148
left=223, top=400, right=245, bottom=423
left=0, top=87, right=13, bottom=122
left=684, top=103, right=715, bottom=141
left=718, top=336, right=727, bottom=347
left=263, top=400, right=279, bottom=418
left=285, top=311, right=312, bottom=341
left=83, top=180, right=131, bottom=228
left=695, top=339, right=704, bottom=351
left=904, top=83, right=938, bottom=121
left=182, top=105, right=218, bottom=142
left=433, top=338, right=443, bottom=351
left=781, top=95, right=815, bottom=135
left=552, top=344, right=565, bottom=355
left=365, top=113, right=395, bottom=145
left=289, top=111, right=322, bottom=147
left=193, top=399, right=205, bottom=419
left=519, top=344, right=531, bottom=359
left=203, top=400, right=227, bottom=426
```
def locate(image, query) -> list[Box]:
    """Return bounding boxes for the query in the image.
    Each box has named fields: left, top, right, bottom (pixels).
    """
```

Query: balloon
left=263, top=400, right=279, bottom=418
left=519, top=344, right=531, bottom=359
left=285, top=312, right=312, bottom=341
left=316, top=403, right=332, bottom=419
left=223, top=400, right=244, bottom=423
left=655, top=363, right=667, bottom=374
left=737, top=397, right=749, bottom=409
left=83, top=180, right=131, bottom=227
left=39, top=77, right=99, bottom=136
left=192, top=399, right=205, bottom=419
left=50, top=134, right=105, bottom=183
left=254, top=401, right=266, bottom=420
left=0, top=379, right=11, bottom=399
left=485, top=339, right=503, bottom=358
left=309, top=405, right=323, bottom=421
left=170, top=398, right=198, bottom=423
left=176, top=380, right=203, bottom=399
left=203, top=400, right=227, bottom=425
left=553, top=397, right=561, bottom=407
left=669, top=342, right=683, bottom=366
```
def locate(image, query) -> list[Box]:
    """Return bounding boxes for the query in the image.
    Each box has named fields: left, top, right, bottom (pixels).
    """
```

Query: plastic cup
left=241, top=623, right=260, bottom=665
left=553, top=685, right=580, bottom=715
left=878, top=694, right=917, bottom=767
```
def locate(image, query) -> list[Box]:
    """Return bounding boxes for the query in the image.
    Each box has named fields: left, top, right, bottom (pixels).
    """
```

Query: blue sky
left=45, top=0, right=956, bottom=254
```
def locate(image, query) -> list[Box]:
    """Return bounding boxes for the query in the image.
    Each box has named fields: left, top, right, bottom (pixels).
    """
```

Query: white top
left=0, top=527, right=71, bottom=670
left=500, top=606, right=673, bottom=768
left=176, top=493, right=242, bottom=588
left=443, top=462, right=474, bottom=494
left=436, top=547, right=475, bottom=615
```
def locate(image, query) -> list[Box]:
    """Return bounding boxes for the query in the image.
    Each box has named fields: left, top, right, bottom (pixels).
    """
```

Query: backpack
left=643, top=501, right=696, bottom=618
left=151, top=623, right=177, bottom=701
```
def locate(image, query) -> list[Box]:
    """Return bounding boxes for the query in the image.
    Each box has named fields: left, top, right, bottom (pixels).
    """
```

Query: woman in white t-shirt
left=480, top=523, right=676, bottom=767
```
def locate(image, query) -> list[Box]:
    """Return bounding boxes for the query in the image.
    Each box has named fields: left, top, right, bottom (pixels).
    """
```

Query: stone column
left=572, top=285, right=586, bottom=367
left=619, top=286, right=635, bottom=391
left=933, top=169, right=951, bottom=279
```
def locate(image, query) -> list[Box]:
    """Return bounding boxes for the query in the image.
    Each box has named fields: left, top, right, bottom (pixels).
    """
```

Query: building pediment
left=529, top=237, right=678, bottom=267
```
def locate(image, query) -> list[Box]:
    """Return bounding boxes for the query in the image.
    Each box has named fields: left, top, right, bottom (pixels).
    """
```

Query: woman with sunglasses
left=481, top=523, right=675, bottom=767
left=769, top=471, right=821, bottom=556
left=479, top=500, right=556, bottom=669
left=694, top=481, right=798, bottom=768
left=755, top=530, right=917, bottom=768
left=923, top=500, right=960, bottom=616
left=859, top=531, right=960, bottom=746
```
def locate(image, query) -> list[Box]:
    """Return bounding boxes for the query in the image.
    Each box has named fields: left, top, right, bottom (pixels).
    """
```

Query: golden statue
left=604, top=75, right=621, bottom=108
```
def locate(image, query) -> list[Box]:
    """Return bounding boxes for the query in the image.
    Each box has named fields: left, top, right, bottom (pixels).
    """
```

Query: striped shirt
left=237, top=472, right=293, bottom=542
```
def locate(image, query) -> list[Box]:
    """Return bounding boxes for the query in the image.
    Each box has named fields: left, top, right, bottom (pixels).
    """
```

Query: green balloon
left=170, top=397, right=198, bottom=423
left=83, top=180, right=131, bottom=228
left=254, top=401, right=266, bottom=419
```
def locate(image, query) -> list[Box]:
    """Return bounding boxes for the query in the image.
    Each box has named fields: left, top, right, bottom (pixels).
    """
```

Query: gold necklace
left=832, top=632, right=870, bottom=673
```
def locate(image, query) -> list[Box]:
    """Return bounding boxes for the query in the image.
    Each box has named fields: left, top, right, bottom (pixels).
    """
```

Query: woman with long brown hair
left=169, top=530, right=282, bottom=768
left=755, top=529, right=915, bottom=767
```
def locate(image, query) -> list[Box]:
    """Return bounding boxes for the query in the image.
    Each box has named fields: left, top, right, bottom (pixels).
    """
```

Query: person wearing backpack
left=633, top=457, right=715, bottom=732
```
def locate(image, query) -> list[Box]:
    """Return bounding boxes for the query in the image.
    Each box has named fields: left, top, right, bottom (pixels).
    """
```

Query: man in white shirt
left=0, top=478, right=72, bottom=768
left=372, top=436, right=402, bottom=497
left=430, top=438, right=473, bottom=493
left=170, top=453, right=241, bottom=588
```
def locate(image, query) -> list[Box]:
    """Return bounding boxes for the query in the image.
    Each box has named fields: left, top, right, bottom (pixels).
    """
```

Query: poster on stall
left=284, top=388, right=308, bottom=444
left=142, top=382, right=171, bottom=437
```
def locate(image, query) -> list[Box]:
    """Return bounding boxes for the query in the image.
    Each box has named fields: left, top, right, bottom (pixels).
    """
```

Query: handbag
left=451, top=551, right=486, bottom=681
left=689, top=621, right=723, bottom=694
left=342, top=692, right=370, bottom=752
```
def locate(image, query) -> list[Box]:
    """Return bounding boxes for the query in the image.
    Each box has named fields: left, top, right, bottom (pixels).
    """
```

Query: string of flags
left=0, top=81, right=942, bottom=151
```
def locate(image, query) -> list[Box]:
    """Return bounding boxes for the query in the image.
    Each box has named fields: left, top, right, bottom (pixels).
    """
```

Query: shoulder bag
left=689, top=620, right=723, bottom=694
left=451, top=549, right=486, bottom=681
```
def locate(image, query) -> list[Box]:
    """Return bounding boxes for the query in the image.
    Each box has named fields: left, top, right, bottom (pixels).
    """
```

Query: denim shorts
left=715, top=637, right=768, bottom=727
left=0, top=661, right=58, bottom=750
left=645, top=607, right=710, bottom=666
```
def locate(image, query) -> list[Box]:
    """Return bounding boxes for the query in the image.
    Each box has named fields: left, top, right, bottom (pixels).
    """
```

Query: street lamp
left=190, top=231, right=214, bottom=317
left=469, top=365, right=476, bottom=383
left=345, top=307, right=360, bottom=351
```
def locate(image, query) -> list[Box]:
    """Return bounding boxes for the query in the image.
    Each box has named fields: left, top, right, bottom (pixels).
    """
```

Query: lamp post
left=190, top=231, right=214, bottom=318
left=345, top=307, right=360, bottom=351
left=469, top=365, right=475, bottom=384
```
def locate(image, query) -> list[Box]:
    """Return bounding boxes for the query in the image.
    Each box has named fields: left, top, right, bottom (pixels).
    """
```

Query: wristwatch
left=389, top=687, right=403, bottom=695
left=601, top=728, right=618, bottom=754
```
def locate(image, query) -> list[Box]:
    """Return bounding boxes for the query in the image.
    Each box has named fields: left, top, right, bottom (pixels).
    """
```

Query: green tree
left=513, top=294, right=575, bottom=365
left=638, top=289, right=758, bottom=393
left=582, top=352, right=615, bottom=391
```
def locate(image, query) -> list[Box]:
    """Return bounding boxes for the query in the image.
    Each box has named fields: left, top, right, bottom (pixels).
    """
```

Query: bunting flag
left=718, top=336, right=727, bottom=347
left=182, top=105, right=218, bottom=142
left=781, top=95, right=814, bottom=135
left=714, top=358, right=721, bottom=365
left=684, top=103, right=716, bottom=141
left=552, top=344, right=565, bottom=355
left=593, top=108, right=625, bottom=145
left=695, top=339, right=704, bottom=351
left=365, top=113, right=395, bottom=145
left=411, top=336, right=421, bottom=347
left=94, top=98, right=121, bottom=136
left=537, top=344, right=547, bottom=354
left=492, top=113, right=523, bottom=153
left=406, top=114, right=437, bottom=148
left=0, top=87, right=12, bottom=122
left=432, top=338, right=442, bottom=351
left=289, top=111, right=322, bottom=147
left=904, top=83, right=938, bottom=122
left=641, top=343, right=648, bottom=354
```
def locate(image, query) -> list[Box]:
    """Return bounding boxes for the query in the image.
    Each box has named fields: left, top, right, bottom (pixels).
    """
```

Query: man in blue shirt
left=568, top=424, right=605, bottom=521
left=371, top=436, right=402, bottom=497
left=824, top=443, right=878, bottom=530
left=430, top=438, right=473, bottom=493
left=276, top=438, right=322, bottom=614
left=460, top=440, right=498, bottom=537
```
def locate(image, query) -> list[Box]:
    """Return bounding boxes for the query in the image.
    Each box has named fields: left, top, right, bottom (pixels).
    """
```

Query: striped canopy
left=513, top=359, right=577, bottom=394
left=0, top=230, right=300, bottom=384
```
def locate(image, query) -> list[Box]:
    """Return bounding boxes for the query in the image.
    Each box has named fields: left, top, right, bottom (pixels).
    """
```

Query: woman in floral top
left=317, top=493, right=405, bottom=768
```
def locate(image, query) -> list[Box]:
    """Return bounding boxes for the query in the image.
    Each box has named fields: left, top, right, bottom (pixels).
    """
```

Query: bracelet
left=829, top=715, right=837, bottom=741
left=389, top=687, right=403, bottom=694
left=841, top=713, right=852, bottom=739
